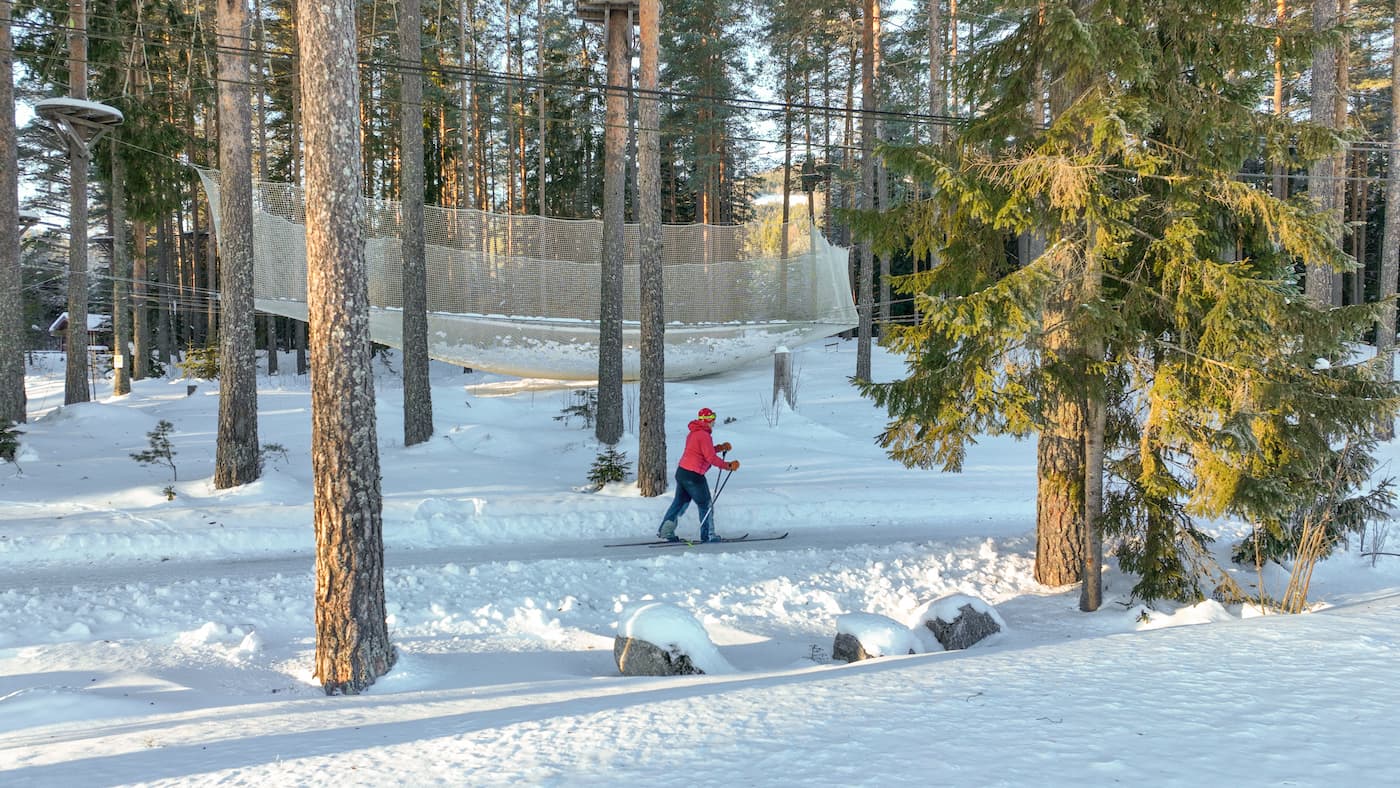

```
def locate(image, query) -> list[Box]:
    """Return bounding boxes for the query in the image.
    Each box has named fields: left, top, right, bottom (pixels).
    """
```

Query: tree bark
left=877, top=120, right=890, bottom=330
left=637, top=0, right=666, bottom=496
left=1035, top=5, right=1086, bottom=587
left=64, top=0, right=91, bottom=405
left=254, top=0, right=277, bottom=376
left=132, top=219, right=149, bottom=379
left=1306, top=0, right=1342, bottom=307
left=300, top=0, right=395, bottom=694
left=1080, top=219, right=1104, bottom=612
left=0, top=0, right=24, bottom=423
left=400, top=0, right=433, bottom=446
left=1376, top=0, right=1400, bottom=440
left=215, top=0, right=262, bottom=489
left=1273, top=0, right=1287, bottom=199
left=595, top=8, right=628, bottom=447
left=856, top=0, right=880, bottom=382
left=109, top=139, right=131, bottom=397
left=929, top=0, right=945, bottom=145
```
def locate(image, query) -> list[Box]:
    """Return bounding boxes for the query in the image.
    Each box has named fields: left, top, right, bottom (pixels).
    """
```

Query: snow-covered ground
left=2, top=341, right=1398, bottom=787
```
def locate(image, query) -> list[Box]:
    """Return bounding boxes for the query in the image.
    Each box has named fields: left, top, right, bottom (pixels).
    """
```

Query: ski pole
left=700, top=453, right=733, bottom=533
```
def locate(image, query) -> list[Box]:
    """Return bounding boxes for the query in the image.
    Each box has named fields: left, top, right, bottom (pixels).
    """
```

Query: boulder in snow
left=831, top=612, right=918, bottom=663
left=912, top=594, right=1005, bottom=651
left=613, top=636, right=703, bottom=676
left=613, top=602, right=734, bottom=676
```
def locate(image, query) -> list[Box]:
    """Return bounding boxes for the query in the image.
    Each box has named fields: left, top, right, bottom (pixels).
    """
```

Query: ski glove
left=715, top=442, right=732, bottom=453
left=726, top=460, right=740, bottom=471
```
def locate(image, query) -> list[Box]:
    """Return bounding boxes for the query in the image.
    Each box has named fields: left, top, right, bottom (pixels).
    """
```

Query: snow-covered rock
left=614, top=602, right=734, bottom=676
left=832, top=612, right=918, bottom=662
left=910, top=594, right=1005, bottom=651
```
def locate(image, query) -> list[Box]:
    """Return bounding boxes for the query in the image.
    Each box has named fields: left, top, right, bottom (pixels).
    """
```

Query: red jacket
left=678, top=418, right=728, bottom=474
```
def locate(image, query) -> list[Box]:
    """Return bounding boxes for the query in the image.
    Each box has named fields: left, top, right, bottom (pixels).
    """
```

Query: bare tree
left=0, top=0, right=24, bottom=423
left=595, top=7, right=628, bottom=446
left=299, top=0, right=395, bottom=694
left=400, top=0, right=433, bottom=446
left=637, top=0, right=666, bottom=496
left=214, top=0, right=262, bottom=488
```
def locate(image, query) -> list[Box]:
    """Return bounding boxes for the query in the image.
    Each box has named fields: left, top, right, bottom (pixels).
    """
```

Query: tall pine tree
left=860, top=0, right=1397, bottom=605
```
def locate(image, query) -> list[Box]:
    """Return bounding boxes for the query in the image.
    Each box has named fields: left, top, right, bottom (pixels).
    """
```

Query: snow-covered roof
left=33, top=97, right=125, bottom=126
left=47, top=311, right=111, bottom=334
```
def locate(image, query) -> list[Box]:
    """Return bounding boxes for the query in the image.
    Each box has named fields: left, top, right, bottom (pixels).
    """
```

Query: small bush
left=261, top=442, right=290, bottom=466
left=588, top=445, right=631, bottom=490
left=179, top=345, right=220, bottom=380
left=555, top=389, right=598, bottom=429
left=131, top=419, right=179, bottom=481
left=0, top=420, right=21, bottom=465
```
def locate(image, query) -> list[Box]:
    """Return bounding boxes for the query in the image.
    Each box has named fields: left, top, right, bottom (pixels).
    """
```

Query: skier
left=656, top=407, right=740, bottom=543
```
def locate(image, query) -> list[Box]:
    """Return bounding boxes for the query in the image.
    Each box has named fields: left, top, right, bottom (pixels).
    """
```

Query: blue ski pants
left=658, top=467, right=716, bottom=541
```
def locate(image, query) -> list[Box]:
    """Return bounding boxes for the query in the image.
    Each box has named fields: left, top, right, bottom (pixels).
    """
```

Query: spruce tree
left=859, top=0, right=1397, bottom=605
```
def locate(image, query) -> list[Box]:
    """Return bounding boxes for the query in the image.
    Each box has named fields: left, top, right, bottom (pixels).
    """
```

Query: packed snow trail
left=4, top=594, right=1398, bottom=787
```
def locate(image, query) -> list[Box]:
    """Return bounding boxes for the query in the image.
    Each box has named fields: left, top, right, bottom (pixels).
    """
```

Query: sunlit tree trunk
left=1035, top=5, right=1086, bottom=587
left=214, top=0, right=262, bottom=488
left=300, top=0, right=396, bottom=694
left=64, top=0, right=91, bottom=405
left=637, top=0, right=666, bottom=496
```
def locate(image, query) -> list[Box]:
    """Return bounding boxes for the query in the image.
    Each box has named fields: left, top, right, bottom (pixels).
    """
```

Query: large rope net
left=197, top=169, right=857, bottom=380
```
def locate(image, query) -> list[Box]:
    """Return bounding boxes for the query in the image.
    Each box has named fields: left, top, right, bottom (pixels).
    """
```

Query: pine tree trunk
left=1273, top=0, right=1288, bottom=199
left=637, top=0, right=666, bottom=497
left=64, top=0, right=91, bottom=405
left=190, top=169, right=206, bottom=345
left=856, top=0, right=880, bottom=382
left=0, top=0, right=24, bottom=423
left=1035, top=6, right=1086, bottom=587
left=299, top=0, right=395, bottom=694
left=536, top=0, right=547, bottom=214
left=1376, top=0, right=1400, bottom=441
left=132, top=219, right=150, bottom=380
left=1079, top=219, right=1104, bottom=612
left=1306, top=0, right=1341, bottom=307
left=595, top=8, right=628, bottom=447
left=929, top=0, right=945, bottom=145
left=780, top=56, right=792, bottom=315
left=400, top=0, right=433, bottom=446
left=877, top=120, right=890, bottom=330
left=254, top=0, right=277, bottom=377
left=215, top=0, right=262, bottom=489
left=110, top=139, right=131, bottom=397
left=1036, top=308, right=1085, bottom=587
left=156, top=219, right=172, bottom=369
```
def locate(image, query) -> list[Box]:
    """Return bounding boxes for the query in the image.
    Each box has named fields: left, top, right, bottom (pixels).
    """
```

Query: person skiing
left=656, top=407, right=740, bottom=543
